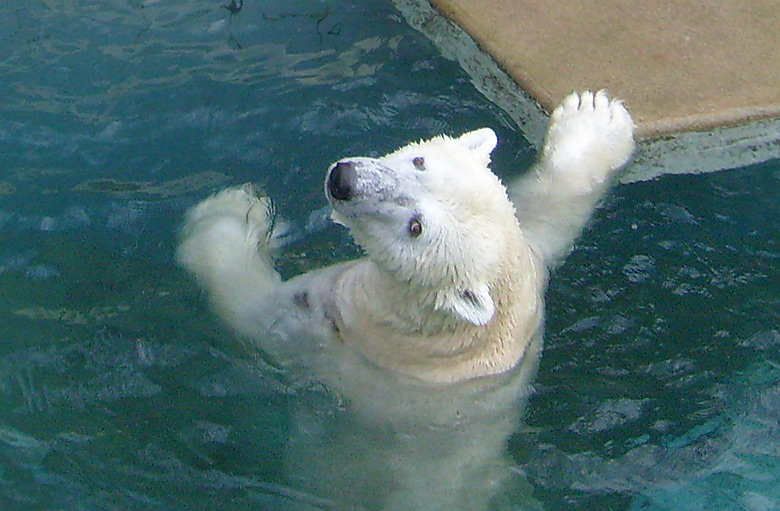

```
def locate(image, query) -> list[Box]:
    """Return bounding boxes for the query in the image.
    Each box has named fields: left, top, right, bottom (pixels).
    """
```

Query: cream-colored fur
left=177, top=90, right=633, bottom=384
left=512, top=90, right=636, bottom=264
left=176, top=90, right=634, bottom=510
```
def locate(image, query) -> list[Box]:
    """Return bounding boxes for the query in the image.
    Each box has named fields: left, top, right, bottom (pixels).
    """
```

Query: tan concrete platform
left=393, top=0, right=780, bottom=181
left=431, top=0, right=780, bottom=139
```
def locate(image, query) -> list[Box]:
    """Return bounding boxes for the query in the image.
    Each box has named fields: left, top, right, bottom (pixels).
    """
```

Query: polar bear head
left=325, top=128, right=522, bottom=327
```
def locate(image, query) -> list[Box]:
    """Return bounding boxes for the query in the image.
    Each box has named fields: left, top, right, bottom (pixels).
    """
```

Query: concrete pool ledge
left=392, top=0, right=780, bottom=182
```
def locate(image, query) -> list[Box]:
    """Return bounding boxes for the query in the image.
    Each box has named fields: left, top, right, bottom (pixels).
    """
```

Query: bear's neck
left=333, top=240, right=545, bottom=383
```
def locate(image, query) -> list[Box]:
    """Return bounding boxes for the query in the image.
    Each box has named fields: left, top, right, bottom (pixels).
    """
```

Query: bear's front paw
left=177, top=184, right=273, bottom=273
left=541, top=90, right=635, bottom=190
left=184, top=184, right=271, bottom=235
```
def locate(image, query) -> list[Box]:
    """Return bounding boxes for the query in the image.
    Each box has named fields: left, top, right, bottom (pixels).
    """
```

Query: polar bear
left=177, top=90, right=633, bottom=385
left=176, top=90, right=634, bottom=509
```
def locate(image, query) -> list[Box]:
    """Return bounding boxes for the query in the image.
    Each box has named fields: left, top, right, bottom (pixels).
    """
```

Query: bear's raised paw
left=176, top=184, right=274, bottom=275
left=541, top=90, right=635, bottom=191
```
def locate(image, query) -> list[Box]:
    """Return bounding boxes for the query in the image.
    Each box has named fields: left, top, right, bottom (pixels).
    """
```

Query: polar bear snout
left=327, top=161, right=357, bottom=201
left=326, top=158, right=402, bottom=204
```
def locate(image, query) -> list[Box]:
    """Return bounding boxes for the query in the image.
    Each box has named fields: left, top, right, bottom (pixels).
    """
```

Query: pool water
left=1, top=1, right=778, bottom=510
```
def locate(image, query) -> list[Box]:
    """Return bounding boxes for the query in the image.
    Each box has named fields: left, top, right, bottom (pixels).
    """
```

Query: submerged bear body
left=178, top=90, right=634, bottom=386
left=176, top=90, right=635, bottom=510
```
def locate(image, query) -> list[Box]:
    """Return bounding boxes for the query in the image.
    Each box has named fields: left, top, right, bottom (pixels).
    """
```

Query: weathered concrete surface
left=392, top=0, right=780, bottom=181
left=427, top=0, right=780, bottom=139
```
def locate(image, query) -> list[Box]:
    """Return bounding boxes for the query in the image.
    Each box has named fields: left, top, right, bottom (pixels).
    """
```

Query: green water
left=1, top=1, right=778, bottom=509
left=523, top=162, right=780, bottom=510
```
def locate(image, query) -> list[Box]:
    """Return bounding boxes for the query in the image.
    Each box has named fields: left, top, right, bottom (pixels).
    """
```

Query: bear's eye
left=412, top=156, right=425, bottom=171
left=408, top=216, right=423, bottom=238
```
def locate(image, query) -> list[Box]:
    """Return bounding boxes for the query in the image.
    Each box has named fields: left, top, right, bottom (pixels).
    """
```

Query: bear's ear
left=449, top=283, right=495, bottom=326
left=456, top=128, right=498, bottom=164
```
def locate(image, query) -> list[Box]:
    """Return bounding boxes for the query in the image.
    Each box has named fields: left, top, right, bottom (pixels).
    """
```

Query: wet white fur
left=177, top=90, right=634, bottom=384
left=176, top=90, right=635, bottom=510
left=511, top=90, right=635, bottom=263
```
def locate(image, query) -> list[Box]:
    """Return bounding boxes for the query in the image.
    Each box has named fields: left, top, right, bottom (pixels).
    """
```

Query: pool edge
left=391, top=0, right=780, bottom=182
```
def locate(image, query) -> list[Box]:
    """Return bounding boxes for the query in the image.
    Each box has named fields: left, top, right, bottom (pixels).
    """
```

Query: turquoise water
left=1, top=1, right=778, bottom=510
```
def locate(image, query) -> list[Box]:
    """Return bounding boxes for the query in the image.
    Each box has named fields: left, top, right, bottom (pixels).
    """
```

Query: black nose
left=327, top=161, right=357, bottom=201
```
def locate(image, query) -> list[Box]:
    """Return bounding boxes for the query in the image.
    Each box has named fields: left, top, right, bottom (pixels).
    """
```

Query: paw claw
left=579, top=90, right=594, bottom=111
left=556, top=91, right=582, bottom=118
left=594, top=89, right=610, bottom=111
